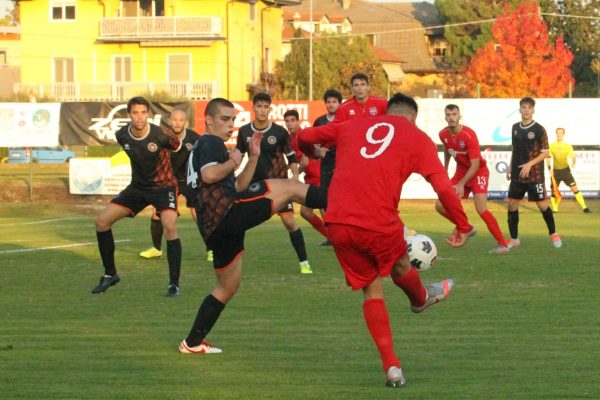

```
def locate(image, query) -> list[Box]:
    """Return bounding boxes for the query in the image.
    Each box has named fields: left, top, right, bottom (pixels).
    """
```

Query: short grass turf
left=1, top=199, right=599, bottom=399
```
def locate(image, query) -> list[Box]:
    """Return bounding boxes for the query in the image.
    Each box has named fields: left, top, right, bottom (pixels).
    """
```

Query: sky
left=0, top=0, right=13, bottom=18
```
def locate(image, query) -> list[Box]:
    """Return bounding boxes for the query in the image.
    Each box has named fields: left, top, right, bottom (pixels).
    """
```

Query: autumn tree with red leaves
left=466, top=1, right=574, bottom=98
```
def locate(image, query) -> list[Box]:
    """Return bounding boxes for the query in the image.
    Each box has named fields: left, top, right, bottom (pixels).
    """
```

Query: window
left=113, top=56, right=132, bottom=82
left=250, top=1, right=257, bottom=21
left=51, top=0, right=76, bottom=21
left=54, top=57, right=74, bottom=82
left=167, top=54, right=191, bottom=81
left=0, top=50, right=7, bottom=65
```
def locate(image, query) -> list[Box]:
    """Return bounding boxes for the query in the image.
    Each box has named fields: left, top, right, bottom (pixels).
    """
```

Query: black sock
left=97, top=230, right=116, bottom=276
left=166, top=238, right=182, bottom=286
left=289, top=229, right=307, bottom=262
left=150, top=218, right=163, bottom=250
left=507, top=210, right=519, bottom=239
left=541, top=207, right=556, bottom=235
left=305, top=185, right=327, bottom=210
left=186, top=294, right=226, bottom=347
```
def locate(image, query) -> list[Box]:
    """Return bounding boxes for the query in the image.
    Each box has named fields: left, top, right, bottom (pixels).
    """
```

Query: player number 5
left=360, top=123, right=395, bottom=159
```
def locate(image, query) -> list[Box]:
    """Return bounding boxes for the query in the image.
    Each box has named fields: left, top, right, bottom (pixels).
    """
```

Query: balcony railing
left=14, top=81, right=219, bottom=102
left=100, top=16, right=222, bottom=40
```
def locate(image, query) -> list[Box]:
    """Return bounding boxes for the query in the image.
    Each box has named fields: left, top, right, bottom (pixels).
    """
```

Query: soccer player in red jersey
left=284, top=109, right=328, bottom=239
left=333, top=73, right=387, bottom=123
left=298, top=93, right=475, bottom=388
left=91, top=97, right=182, bottom=296
left=436, top=104, right=510, bottom=254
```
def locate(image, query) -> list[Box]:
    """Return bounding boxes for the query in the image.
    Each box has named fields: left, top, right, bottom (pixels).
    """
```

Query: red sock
left=307, top=213, right=328, bottom=238
left=392, top=267, right=427, bottom=306
left=363, top=299, right=400, bottom=371
left=480, top=210, right=508, bottom=247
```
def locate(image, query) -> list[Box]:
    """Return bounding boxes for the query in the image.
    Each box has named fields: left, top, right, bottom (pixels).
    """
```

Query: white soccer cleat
left=550, top=233, right=562, bottom=248
left=179, top=339, right=222, bottom=354
left=385, top=366, right=406, bottom=388
left=411, top=279, right=454, bottom=314
left=489, top=245, right=510, bottom=254
left=507, top=238, right=521, bottom=249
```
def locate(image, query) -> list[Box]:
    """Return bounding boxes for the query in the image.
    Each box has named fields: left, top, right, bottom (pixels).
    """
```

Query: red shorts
left=451, top=169, right=489, bottom=199
left=328, top=223, right=407, bottom=290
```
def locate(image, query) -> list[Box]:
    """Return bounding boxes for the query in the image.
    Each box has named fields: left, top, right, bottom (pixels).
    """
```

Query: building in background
left=0, top=26, right=20, bottom=99
left=15, top=0, right=299, bottom=101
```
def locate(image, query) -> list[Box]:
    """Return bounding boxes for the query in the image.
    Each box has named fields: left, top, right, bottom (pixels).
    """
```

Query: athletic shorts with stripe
left=508, top=181, right=547, bottom=202
left=201, top=180, right=274, bottom=270
left=451, top=169, right=489, bottom=198
left=327, top=223, right=407, bottom=290
left=111, top=185, right=178, bottom=216
left=553, top=168, right=576, bottom=187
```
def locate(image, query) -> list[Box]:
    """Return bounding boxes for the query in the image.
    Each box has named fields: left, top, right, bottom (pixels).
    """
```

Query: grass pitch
left=0, top=199, right=599, bottom=399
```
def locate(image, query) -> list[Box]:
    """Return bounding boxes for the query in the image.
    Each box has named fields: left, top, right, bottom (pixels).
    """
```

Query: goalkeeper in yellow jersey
left=547, top=128, right=590, bottom=213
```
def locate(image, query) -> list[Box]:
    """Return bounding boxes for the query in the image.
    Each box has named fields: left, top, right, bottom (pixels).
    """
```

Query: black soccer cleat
left=91, top=274, right=120, bottom=294
left=583, top=208, right=591, bottom=213
left=165, top=284, right=180, bottom=297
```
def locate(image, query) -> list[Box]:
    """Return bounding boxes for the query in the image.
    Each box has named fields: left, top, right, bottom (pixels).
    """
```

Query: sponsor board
left=0, top=103, right=61, bottom=147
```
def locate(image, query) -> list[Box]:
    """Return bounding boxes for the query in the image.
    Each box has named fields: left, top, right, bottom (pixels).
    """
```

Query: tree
left=465, top=1, right=574, bottom=98
left=545, top=0, right=600, bottom=96
left=435, top=0, right=557, bottom=67
left=0, top=2, right=19, bottom=27
left=275, top=33, right=388, bottom=100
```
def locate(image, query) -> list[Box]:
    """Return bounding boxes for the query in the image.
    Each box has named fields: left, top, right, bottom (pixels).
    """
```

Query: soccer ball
left=406, top=234, right=437, bottom=271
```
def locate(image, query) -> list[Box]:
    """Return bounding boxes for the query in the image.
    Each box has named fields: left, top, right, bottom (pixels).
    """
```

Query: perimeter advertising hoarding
left=194, top=100, right=327, bottom=148
left=0, top=103, right=61, bottom=147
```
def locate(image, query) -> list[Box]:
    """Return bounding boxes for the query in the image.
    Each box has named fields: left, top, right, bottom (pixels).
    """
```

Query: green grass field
left=1, top=199, right=599, bottom=399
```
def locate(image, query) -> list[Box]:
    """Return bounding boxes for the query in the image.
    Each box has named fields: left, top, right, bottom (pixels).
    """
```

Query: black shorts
left=508, top=181, right=547, bottom=202
left=111, top=185, right=178, bottom=216
left=553, top=168, right=576, bottom=187
left=204, top=181, right=274, bottom=269
left=320, top=169, right=334, bottom=191
left=276, top=202, right=294, bottom=214
left=177, top=179, right=196, bottom=208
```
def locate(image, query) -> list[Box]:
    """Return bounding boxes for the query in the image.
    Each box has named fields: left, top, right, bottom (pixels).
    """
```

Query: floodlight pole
left=309, top=0, right=313, bottom=101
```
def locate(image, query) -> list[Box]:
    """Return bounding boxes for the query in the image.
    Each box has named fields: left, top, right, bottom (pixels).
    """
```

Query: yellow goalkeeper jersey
left=549, top=141, right=574, bottom=170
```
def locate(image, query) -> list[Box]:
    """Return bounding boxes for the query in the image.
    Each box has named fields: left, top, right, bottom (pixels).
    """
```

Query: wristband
left=230, top=158, right=239, bottom=168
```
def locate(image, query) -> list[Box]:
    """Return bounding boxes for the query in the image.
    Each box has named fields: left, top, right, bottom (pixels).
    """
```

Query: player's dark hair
left=205, top=98, right=235, bottom=117
left=350, top=73, right=369, bottom=85
left=252, top=92, right=272, bottom=105
left=387, top=92, right=418, bottom=113
left=323, top=89, right=342, bottom=103
left=520, top=96, right=536, bottom=107
left=445, top=104, right=460, bottom=112
left=283, top=109, right=299, bottom=120
left=127, top=96, right=150, bottom=113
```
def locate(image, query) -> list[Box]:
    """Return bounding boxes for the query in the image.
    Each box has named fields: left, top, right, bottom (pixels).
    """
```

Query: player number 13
left=360, top=123, right=394, bottom=159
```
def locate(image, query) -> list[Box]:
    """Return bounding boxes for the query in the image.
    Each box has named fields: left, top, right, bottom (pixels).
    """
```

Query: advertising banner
left=194, top=100, right=327, bottom=148
left=69, top=152, right=132, bottom=195
left=0, top=103, right=61, bottom=147
left=416, top=98, right=600, bottom=146
left=59, top=102, right=192, bottom=145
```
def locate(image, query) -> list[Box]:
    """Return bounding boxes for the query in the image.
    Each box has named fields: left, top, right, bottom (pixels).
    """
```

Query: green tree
left=275, top=33, right=387, bottom=100
left=545, top=0, right=600, bottom=96
left=0, top=2, right=18, bottom=26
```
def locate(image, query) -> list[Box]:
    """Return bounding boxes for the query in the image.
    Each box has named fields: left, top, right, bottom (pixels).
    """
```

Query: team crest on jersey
left=124, top=144, right=130, bottom=150
left=369, top=107, right=377, bottom=115
left=147, top=142, right=158, bottom=152
left=267, top=136, right=277, bottom=145
left=459, top=141, right=466, bottom=149
left=527, top=132, right=535, bottom=140
left=349, top=110, right=356, bottom=116
left=185, top=143, right=193, bottom=151
left=248, top=182, right=261, bottom=192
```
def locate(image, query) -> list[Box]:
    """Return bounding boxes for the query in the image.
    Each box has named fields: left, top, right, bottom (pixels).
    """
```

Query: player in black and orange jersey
left=138, top=110, right=211, bottom=264
left=506, top=97, right=561, bottom=249
left=179, top=98, right=327, bottom=355
left=235, top=92, right=312, bottom=274
left=91, top=96, right=183, bottom=296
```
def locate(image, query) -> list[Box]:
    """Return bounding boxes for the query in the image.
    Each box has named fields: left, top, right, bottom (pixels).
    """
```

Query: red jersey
left=299, top=115, right=471, bottom=234
left=290, top=131, right=321, bottom=185
left=439, top=125, right=487, bottom=176
left=333, top=96, right=388, bottom=123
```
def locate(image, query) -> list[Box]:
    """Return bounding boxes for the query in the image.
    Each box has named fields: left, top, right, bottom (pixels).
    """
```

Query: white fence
left=100, top=16, right=222, bottom=39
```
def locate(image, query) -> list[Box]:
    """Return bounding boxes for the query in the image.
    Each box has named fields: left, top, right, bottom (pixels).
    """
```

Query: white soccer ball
left=406, top=234, right=437, bottom=271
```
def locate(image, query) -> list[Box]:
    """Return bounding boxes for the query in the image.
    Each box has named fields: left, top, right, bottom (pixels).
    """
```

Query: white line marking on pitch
left=0, top=239, right=131, bottom=254
left=1, top=217, right=88, bottom=227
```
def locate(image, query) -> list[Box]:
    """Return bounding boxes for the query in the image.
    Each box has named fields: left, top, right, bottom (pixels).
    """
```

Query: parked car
left=8, top=147, right=76, bottom=163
